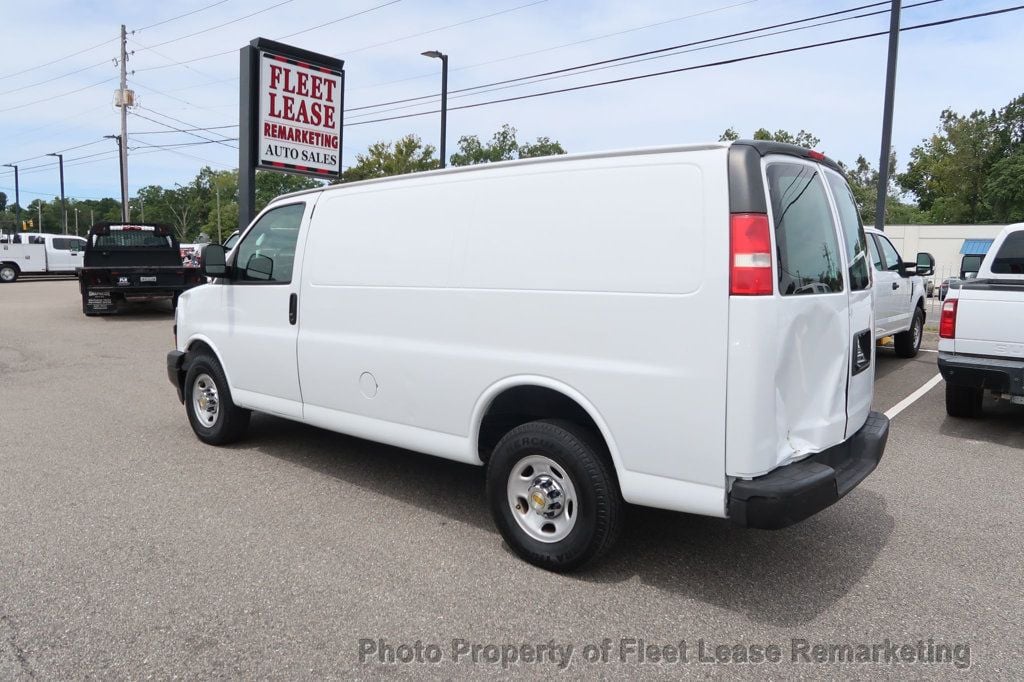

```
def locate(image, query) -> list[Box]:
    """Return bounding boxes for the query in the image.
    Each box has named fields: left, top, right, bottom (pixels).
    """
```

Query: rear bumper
left=167, top=350, right=186, bottom=403
left=728, top=412, right=889, bottom=530
left=938, top=351, right=1024, bottom=396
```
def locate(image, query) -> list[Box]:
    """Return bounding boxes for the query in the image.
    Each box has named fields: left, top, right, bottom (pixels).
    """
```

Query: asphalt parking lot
left=1, top=280, right=1021, bottom=678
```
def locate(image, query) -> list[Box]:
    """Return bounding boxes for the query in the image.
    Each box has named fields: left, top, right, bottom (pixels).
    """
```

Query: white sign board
left=257, top=51, right=343, bottom=176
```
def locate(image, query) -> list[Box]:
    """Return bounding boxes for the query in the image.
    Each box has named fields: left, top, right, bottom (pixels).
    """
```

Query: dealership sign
left=258, top=51, right=343, bottom=175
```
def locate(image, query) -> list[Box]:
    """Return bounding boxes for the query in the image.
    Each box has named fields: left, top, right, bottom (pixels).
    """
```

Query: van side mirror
left=202, top=244, right=227, bottom=277
left=245, top=254, right=273, bottom=281
left=916, top=252, right=935, bottom=277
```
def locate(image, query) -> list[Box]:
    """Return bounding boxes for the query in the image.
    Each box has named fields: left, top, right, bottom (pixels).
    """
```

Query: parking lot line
left=884, top=373, right=943, bottom=420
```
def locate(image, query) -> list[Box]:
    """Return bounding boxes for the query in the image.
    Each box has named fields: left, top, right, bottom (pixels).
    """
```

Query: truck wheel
left=894, top=307, right=924, bottom=358
left=945, top=383, right=983, bottom=418
left=0, top=264, right=18, bottom=283
left=486, top=419, right=622, bottom=572
left=184, top=353, right=250, bottom=445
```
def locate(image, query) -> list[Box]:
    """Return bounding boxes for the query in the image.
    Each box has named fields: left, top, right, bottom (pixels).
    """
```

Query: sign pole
left=238, top=44, right=259, bottom=231
left=874, top=0, right=901, bottom=232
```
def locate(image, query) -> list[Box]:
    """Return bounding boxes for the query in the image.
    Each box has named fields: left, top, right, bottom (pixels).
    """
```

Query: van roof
left=275, top=139, right=843, bottom=201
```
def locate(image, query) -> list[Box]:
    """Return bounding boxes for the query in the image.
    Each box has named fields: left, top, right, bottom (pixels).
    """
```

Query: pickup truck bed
left=77, top=223, right=206, bottom=315
left=938, top=224, right=1024, bottom=416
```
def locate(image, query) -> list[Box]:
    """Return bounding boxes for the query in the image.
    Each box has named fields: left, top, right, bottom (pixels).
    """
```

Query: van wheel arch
left=476, top=384, right=615, bottom=471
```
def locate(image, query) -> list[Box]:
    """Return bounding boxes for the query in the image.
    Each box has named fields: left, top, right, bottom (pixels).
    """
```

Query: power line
left=134, top=125, right=238, bottom=135
left=0, top=36, right=117, bottom=82
left=133, top=0, right=296, bottom=52
left=346, top=0, right=946, bottom=121
left=134, top=0, right=233, bottom=32
left=340, top=0, right=548, bottom=56
left=351, top=0, right=764, bottom=93
left=347, top=5, right=1024, bottom=127
left=0, top=58, right=112, bottom=97
left=130, top=108, right=239, bottom=149
left=347, top=0, right=898, bottom=114
left=0, top=76, right=117, bottom=114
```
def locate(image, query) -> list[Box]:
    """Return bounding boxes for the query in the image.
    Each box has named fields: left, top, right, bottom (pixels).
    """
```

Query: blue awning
left=960, top=239, right=994, bottom=255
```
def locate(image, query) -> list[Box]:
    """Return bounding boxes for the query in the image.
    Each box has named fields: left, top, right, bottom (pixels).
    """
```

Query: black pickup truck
left=77, top=223, right=206, bottom=316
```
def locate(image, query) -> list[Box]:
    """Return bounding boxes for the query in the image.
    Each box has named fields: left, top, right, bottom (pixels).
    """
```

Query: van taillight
left=730, top=213, right=773, bottom=295
left=939, top=299, right=958, bottom=338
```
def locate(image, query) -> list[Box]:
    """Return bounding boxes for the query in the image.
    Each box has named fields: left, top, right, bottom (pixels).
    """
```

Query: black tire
left=894, top=307, right=924, bottom=358
left=0, top=264, right=18, bottom=283
left=945, top=383, right=984, bottom=418
left=184, top=352, right=250, bottom=445
left=486, top=419, right=622, bottom=572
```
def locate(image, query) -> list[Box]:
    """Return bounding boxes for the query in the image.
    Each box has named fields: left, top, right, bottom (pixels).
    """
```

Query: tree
left=839, top=153, right=927, bottom=225
left=718, top=127, right=820, bottom=148
left=899, top=108, right=999, bottom=223
left=342, top=134, right=438, bottom=182
left=449, top=124, right=565, bottom=166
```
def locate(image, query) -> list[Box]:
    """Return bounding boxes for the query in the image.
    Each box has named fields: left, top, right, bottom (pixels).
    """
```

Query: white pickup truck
left=938, top=223, right=1024, bottom=417
left=864, top=227, right=933, bottom=357
left=0, top=232, right=88, bottom=282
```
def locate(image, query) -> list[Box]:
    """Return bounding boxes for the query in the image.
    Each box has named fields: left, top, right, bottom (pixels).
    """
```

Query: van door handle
left=891, top=282, right=899, bottom=290
left=288, top=293, right=297, bottom=325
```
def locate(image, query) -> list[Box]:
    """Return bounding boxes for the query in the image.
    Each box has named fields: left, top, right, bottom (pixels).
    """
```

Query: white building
left=884, top=224, right=1007, bottom=281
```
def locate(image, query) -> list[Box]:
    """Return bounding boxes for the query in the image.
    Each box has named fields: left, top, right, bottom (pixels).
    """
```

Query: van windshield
left=767, top=163, right=844, bottom=295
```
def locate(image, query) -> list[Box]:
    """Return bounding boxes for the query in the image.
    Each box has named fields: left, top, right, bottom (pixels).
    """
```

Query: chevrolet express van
left=167, top=141, right=889, bottom=571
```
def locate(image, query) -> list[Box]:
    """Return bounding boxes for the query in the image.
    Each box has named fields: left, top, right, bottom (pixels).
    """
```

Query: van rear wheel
left=894, top=307, right=924, bottom=358
left=486, top=419, right=622, bottom=572
left=184, top=353, right=250, bottom=444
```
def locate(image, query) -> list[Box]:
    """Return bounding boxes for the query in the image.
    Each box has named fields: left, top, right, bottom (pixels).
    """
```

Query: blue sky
left=1, top=0, right=1022, bottom=204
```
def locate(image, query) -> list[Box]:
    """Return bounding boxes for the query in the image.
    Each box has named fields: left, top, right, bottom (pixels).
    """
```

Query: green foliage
left=341, top=134, right=438, bottom=182
left=839, top=153, right=928, bottom=225
left=449, top=124, right=565, bottom=166
left=718, top=127, right=820, bottom=148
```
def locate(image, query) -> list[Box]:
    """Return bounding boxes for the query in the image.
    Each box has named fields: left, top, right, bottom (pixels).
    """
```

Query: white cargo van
left=0, top=232, right=87, bottom=282
left=168, top=141, right=889, bottom=571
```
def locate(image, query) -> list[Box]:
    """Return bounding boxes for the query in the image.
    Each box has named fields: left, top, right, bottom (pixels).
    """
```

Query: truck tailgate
left=954, top=284, right=1024, bottom=358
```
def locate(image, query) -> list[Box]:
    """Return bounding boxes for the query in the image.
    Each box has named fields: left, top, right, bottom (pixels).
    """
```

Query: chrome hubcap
left=191, top=373, right=220, bottom=428
left=507, top=455, right=578, bottom=543
left=0, top=267, right=14, bottom=281
left=913, top=318, right=921, bottom=348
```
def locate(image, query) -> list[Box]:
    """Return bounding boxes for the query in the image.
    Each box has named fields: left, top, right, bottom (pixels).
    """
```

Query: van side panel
left=296, top=150, right=731, bottom=512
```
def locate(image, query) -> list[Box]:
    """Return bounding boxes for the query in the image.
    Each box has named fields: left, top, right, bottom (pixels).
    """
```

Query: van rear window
left=990, top=231, right=1024, bottom=274
left=767, top=163, right=844, bottom=295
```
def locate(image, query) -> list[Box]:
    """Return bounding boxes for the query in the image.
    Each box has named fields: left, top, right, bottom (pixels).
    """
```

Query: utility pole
left=2, top=164, right=19, bottom=227
left=90, top=209, right=94, bottom=227
left=215, top=183, right=223, bottom=242
left=140, top=196, right=145, bottom=221
left=117, top=24, right=130, bottom=222
left=75, top=207, right=79, bottom=235
left=37, top=202, right=42, bottom=231
left=874, top=0, right=901, bottom=232
left=46, top=153, right=68, bottom=234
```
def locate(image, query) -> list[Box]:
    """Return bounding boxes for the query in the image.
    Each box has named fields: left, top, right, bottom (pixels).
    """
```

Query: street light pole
left=421, top=50, right=448, bottom=168
left=2, top=163, right=20, bottom=227
left=46, top=152, right=68, bottom=234
left=75, top=207, right=79, bottom=235
left=215, top=183, right=222, bottom=243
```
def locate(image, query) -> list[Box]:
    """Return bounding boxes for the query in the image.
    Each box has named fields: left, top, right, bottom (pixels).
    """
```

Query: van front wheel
left=184, top=353, right=250, bottom=445
left=486, top=419, right=622, bottom=572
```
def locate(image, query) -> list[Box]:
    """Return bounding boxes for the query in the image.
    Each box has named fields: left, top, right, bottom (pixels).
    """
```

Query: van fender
left=183, top=333, right=236, bottom=392
left=469, top=375, right=626, bottom=477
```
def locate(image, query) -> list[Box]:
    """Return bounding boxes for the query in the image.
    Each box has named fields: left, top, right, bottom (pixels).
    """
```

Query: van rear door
left=725, top=144, right=873, bottom=478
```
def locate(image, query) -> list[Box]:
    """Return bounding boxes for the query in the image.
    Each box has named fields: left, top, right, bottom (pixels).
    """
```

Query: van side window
left=990, top=231, right=1024, bottom=274
left=767, top=163, right=844, bottom=295
left=825, top=173, right=870, bottom=291
left=875, top=234, right=902, bottom=272
left=233, top=203, right=305, bottom=283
